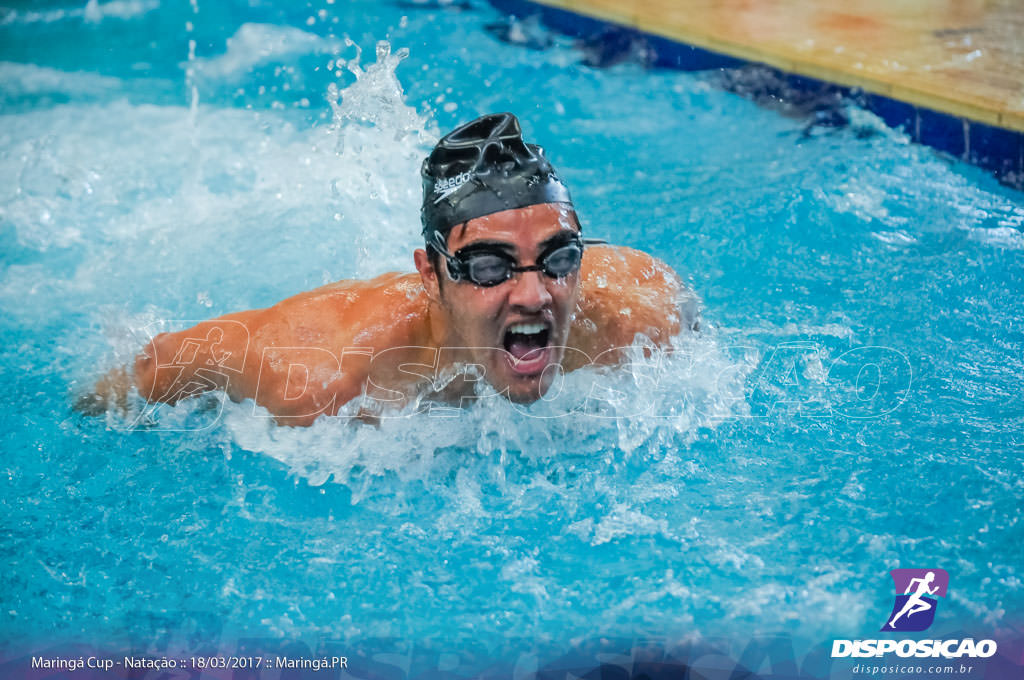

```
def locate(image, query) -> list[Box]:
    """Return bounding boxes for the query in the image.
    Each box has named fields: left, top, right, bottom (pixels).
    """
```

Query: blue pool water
left=1, top=0, right=1023, bottom=666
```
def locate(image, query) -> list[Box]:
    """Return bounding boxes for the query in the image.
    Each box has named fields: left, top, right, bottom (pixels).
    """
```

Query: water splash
left=327, top=40, right=435, bottom=152
left=320, top=39, right=437, bottom=277
left=0, top=38, right=437, bottom=329
left=217, top=329, right=751, bottom=491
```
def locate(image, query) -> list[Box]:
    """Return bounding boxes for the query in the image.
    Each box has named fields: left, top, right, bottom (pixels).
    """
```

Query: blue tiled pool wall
left=489, top=0, right=1024, bottom=191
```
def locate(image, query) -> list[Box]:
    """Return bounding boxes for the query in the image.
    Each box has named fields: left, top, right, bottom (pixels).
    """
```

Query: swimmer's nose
left=507, top=269, right=552, bottom=311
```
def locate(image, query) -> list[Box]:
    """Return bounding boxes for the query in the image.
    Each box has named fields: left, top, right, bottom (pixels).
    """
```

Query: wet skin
left=89, top=203, right=695, bottom=426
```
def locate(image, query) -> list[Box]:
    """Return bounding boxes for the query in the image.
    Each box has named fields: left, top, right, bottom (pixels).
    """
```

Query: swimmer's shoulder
left=262, top=271, right=430, bottom=348
left=582, top=245, right=677, bottom=288
left=576, top=245, right=700, bottom=352
left=233, top=273, right=431, bottom=424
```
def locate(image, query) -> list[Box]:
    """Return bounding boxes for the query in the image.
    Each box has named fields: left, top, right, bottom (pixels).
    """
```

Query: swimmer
left=79, top=113, right=699, bottom=425
left=886, top=571, right=938, bottom=629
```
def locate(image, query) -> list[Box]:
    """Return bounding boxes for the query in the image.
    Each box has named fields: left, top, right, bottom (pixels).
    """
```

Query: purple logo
left=880, top=568, right=949, bottom=632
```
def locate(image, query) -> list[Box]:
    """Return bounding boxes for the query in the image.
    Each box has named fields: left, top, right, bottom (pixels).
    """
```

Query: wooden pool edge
left=489, top=0, right=1024, bottom=191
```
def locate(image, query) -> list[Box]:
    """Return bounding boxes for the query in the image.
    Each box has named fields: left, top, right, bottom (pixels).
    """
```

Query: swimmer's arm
left=112, top=303, right=371, bottom=426
left=76, top=309, right=264, bottom=416
left=133, top=310, right=263, bottom=405
left=74, top=365, right=134, bottom=416
left=77, top=275, right=424, bottom=424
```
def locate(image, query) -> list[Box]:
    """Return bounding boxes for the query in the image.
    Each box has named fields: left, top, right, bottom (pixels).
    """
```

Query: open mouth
left=502, top=321, right=552, bottom=375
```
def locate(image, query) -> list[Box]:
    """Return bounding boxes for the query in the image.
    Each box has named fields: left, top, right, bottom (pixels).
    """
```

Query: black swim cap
left=420, top=112, right=573, bottom=244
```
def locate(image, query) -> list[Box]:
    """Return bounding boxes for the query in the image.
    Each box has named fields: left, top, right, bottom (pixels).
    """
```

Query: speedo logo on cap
left=433, top=171, right=472, bottom=202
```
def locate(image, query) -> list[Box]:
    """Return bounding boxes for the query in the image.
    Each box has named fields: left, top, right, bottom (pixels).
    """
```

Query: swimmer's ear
left=414, top=248, right=442, bottom=301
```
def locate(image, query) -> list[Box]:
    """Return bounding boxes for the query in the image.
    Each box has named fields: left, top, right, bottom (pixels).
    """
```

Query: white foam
left=966, top=225, right=1024, bottom=250
left=84, top=0, right=159, bottom=22
left=0, top=0, right=158, bottom=25
left=871, top=229, right=918, bottom=246
left=820, top=178, right=908, bottom=227
left=191, top=23, right=343, bottom=81
left=0, top=61, right=123, bottom=98
left=210, top=331, right=750, bottom=500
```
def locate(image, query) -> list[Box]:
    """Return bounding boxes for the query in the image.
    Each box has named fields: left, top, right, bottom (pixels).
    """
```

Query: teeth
left=508, top=322, right=547, bottom=335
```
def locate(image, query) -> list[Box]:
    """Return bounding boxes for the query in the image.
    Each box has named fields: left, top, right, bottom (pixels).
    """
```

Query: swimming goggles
left=428, top=231, right=607, bottom=287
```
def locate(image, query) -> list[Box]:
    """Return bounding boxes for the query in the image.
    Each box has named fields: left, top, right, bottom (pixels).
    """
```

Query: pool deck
left=527, top=0, right=1024, bottom=133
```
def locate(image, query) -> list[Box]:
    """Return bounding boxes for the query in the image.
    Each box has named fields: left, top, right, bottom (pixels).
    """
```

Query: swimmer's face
left=415, top=203, right=581, bottom=403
